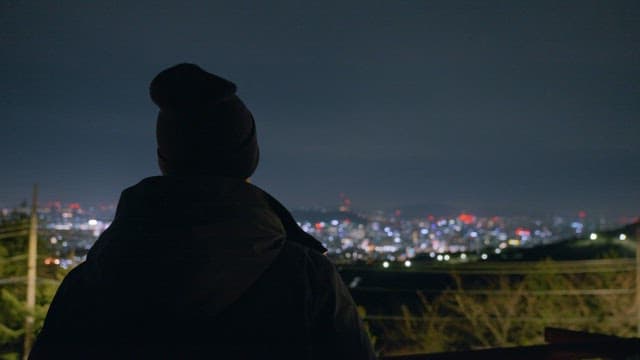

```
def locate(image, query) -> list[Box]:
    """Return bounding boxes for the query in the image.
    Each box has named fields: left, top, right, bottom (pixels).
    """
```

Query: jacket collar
left=114, top=176, right=327, bottom=253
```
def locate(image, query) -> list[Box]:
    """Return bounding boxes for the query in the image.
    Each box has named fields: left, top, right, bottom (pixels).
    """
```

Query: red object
left=458, top=213, right=475, bottom=225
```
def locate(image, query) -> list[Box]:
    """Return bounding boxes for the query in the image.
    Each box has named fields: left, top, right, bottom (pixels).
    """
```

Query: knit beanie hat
left=150, top=63, right=259, bottom=178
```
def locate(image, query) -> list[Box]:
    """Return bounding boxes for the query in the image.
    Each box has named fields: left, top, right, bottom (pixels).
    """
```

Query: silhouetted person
left=30, top=64, right=375, bottom=359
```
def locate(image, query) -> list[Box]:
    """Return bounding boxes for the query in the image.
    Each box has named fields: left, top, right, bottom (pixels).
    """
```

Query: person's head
left=150, top=63, right=259, bottom=178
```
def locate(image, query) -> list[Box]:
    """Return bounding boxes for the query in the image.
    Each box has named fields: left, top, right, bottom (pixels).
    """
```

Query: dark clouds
left=1, top=0, right=639, bottom=216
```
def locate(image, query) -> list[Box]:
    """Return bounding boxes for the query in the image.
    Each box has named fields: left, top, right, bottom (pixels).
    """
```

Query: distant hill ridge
left=497, top=221, right=639, bottom=261
left=290, top=209, right=368, bottom=224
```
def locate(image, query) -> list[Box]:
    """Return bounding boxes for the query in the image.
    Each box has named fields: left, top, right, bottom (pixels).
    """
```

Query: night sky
left=2, top=1, right=639, bottom=217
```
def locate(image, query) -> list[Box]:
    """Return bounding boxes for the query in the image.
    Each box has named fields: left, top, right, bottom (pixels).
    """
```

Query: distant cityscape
left=292, top=207, right=633, bottom=265
left=1, top=195, right=636, bottom=271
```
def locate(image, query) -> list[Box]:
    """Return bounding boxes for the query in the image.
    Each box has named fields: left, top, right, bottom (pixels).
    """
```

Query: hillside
left=495, top=221, right=638, bottom=261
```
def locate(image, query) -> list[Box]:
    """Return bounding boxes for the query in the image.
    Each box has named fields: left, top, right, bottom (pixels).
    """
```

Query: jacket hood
left=85, top=176, right=324, bottom=320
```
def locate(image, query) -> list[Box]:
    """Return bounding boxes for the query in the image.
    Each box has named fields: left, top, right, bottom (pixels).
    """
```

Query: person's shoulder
left=281, top=240, right=335, bottom=270
left=51, top=261, right=93, bottom=304
left=59, top=261, right=88, bottom=287
left=276, top=241, right=344, bottom=299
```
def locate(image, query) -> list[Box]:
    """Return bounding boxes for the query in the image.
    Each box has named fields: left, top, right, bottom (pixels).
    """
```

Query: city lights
left=7, top=197, right=636, bottom=274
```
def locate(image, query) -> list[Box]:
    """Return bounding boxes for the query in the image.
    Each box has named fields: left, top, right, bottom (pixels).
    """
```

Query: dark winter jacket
left=30, top=176, right=375, bottom=359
